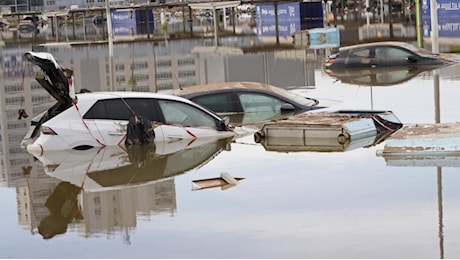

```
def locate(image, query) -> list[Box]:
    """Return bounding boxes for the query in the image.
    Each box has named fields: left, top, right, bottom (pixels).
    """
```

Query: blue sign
left=111, top=9, right=136, bottom=25
left=300, top=1, right=324, bottom=29
left=423, top=0, right=460, bottom=17
left=110, top=9, right=154, bottom=35
left=134, top=9, right=154, bottom=32
left=421, top=0, right=460, bottom=38
left=112, top=24, right=137, bottom=36
left=277, top=2, right=301, bottom=20
left=423, top=16, right=460, bottom=38
left=256, top=19, right=301, bottom=37
left=308, top=27, right=340, bottom=48
left=255, top=4, right=276, bottom=21
left=421, top=0, right=430, bottom=17
left=255, top=3, right=300, bottom=21
left=437, top=0, right=460, bottom=17
left=255, top=1, right=323, bottom=36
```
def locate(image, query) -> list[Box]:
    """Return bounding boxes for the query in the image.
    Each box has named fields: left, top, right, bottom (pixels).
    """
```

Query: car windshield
left=267, top=85, right=318, bottom=106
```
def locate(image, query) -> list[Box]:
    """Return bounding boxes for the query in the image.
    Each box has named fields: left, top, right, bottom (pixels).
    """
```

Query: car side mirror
left=219, top=116, right=232, bottom=130
left=407, top=56, right=418, bottom=63
left=280, top=103, right=296, bottom=111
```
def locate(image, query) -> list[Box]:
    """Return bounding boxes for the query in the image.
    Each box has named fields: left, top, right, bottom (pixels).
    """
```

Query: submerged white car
left=22, top=51, right=235, bottom=154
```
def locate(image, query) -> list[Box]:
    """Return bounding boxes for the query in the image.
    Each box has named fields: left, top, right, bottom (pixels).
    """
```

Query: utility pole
left=106, top=0, right=114, bottom=91
left=430, top=0, right=439, bottom=53
left=415, top=0, right=423, bottom=47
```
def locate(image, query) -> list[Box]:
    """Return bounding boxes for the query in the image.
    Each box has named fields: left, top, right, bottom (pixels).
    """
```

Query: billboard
left=111, top=9, right=137, bottom=36
left=421, top=0, right=460, bottom=38
left=256, top=20, right=301, bottom=37
left=299, top=1, right=324, bottom=29
left=111, top=9, right=154, bottom=36
left=255, top=2, right=300, bottom=22
left=420, top=0, right=460, bottom=16
left=255, top=2, right=323, bottom=37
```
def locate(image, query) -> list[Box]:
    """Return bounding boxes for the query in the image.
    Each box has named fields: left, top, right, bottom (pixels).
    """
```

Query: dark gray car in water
left=324, top=41, right=454, bottom=69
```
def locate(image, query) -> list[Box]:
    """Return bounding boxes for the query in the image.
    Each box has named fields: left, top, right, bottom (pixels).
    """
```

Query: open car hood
left=23, top=51, right=74, bottom=104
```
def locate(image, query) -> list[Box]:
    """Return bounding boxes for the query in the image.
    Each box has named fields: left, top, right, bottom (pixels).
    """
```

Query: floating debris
left=254, top=110, right=402, bottom=149
left=192, top=172, right=244, bottom=191
left=376, top=122, right=460, bottom=156
left=257, top=134, right=379, bottom=153
left=381, top=155, right=460, bottom=168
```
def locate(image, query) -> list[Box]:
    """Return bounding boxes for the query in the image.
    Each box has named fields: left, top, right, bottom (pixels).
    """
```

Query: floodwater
left=2, top=33, right=460, bottom=258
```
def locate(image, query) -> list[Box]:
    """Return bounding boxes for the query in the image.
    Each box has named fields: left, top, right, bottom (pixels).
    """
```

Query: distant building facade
left=0, top=0, right=178, bottom=12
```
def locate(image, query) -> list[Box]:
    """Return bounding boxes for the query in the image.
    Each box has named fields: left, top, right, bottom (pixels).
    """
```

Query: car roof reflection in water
left=325, top=66, right=441, bottom=87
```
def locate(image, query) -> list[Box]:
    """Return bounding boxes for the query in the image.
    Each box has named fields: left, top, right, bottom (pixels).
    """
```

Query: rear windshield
left=268, top=85, right=317, bottom=106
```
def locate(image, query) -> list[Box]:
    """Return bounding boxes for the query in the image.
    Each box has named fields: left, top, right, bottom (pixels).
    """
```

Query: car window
left=83, top=98, right=158, bottom=121
left=238, top=93, right=284, bottom=113
left=353, top=75, right=373, bottom=85
left=375, top=47, right=411, bottom=58
left=352, top=49, right=370, bottom=58
left=375, top=70, right=411, bottom=84
left=191, top=92, right=237, bottom=113
left=237, top=93, right=287, bottom=123
left=157, top=99, right=218, bottom=128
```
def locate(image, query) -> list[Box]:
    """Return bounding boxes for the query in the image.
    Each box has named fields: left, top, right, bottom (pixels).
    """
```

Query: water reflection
left=28, top=137, right=232, bottom=240
left=325, top=66, right=441, bottom=87
left=38, top=181, right=82, bottom=239
left=379, top=152, right=454, bottom=260
left=2, top=24, right=460, bottom=256
left=376, top=68, right=448, bottom=259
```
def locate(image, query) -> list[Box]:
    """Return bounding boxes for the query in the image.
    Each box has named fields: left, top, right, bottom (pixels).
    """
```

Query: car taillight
left=325, top=59, right=336, bottom=67
left=41, top=126, right=57, bottom=135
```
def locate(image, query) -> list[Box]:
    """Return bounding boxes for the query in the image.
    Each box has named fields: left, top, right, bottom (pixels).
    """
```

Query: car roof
left=173, top=81, right=277, bottom=96
left=339, top=41, right=410, bottom=51
left=173, top=81, right=320, bottom=108
left=76, top=91, right=198, bottom=104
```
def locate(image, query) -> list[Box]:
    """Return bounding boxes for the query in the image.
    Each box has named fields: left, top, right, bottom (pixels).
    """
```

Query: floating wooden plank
left=220, top=172, right=240, bottom=186
left=192, top=176, right=245, bottom=191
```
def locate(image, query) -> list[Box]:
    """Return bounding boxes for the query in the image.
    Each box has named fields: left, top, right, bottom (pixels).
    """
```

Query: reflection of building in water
left=0, top=46, right=61, bottom=234
left=17, top=169, right=177, bottom=241
left=78, top=179, right=176, bottom=239
left=0, top=47, right=53, bottom=187
left=358, top=23, right=416, bottom=40
left=16, top=165, right=63, bottom=234
left=273, top=49, right=325, bottom=87
left=1, top=46, right=176, bottom=240
left=42, top=41, right=199, bottom=93
left=40, top=40, right=326, bottom=96
left=195, top=48, right=324, bottom=87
